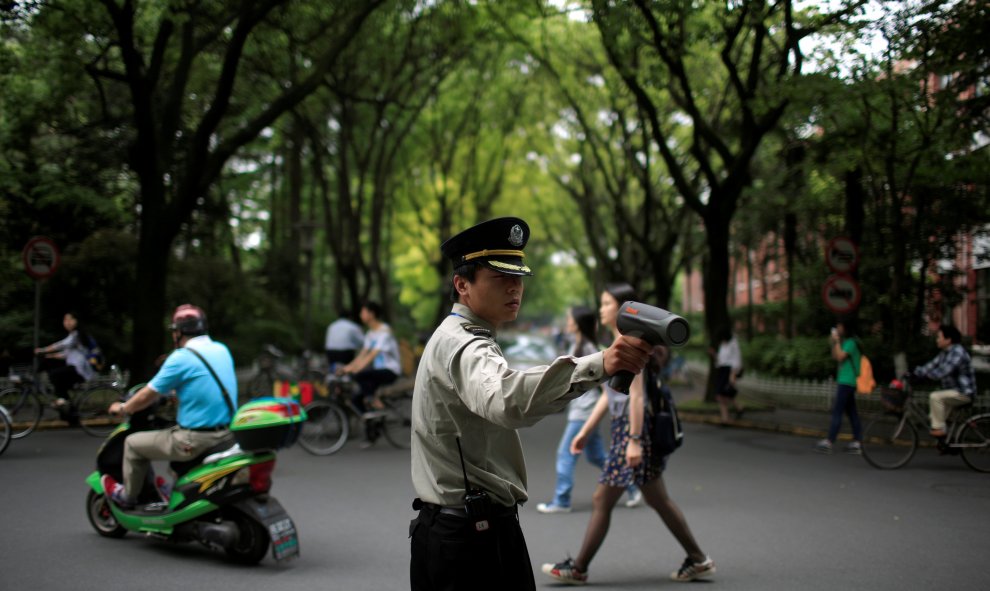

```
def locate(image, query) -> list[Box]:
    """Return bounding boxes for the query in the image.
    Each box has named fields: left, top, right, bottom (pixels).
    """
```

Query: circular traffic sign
left=822, top=274, right=861, bottom=314
left=22, top=236, right=60, bottom=280
left=826, top=237, right=859, bottom=274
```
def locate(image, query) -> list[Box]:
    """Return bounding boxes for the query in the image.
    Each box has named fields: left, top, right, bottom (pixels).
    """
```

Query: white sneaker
left=624, top=489, right=643, bottom=508
left=671, top=556, right=715, bottom=581
left=536, top=502, right=572, bottom=514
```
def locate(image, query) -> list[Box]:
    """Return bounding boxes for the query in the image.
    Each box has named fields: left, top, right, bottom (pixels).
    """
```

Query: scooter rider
left=102, top=304, right=236, bottom=508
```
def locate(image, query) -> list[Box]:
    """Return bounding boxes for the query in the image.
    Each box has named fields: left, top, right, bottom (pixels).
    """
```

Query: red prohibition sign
left=22, top=236, right=60, bottom=280
left=826, top=237, right=859, bottom=274
left=822, top=274, right=861, bottom=314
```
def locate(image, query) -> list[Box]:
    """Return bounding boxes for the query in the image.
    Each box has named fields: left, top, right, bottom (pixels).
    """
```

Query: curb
left=679, top=411, right=828, bottom=440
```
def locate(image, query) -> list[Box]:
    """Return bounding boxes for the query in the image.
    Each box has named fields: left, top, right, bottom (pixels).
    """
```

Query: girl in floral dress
left=541, top=283, right=715, bottom=584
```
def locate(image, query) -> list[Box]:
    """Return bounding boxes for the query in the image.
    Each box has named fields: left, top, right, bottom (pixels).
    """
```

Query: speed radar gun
left=609, top=301, right=691, bottom=393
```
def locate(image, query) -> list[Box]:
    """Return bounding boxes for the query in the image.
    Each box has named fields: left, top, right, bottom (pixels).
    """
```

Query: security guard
left=409, top=217, right=652, bottom=590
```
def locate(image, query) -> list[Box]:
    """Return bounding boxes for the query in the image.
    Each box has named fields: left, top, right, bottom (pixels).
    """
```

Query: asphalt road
left=1, top=411, right=988, bottom=590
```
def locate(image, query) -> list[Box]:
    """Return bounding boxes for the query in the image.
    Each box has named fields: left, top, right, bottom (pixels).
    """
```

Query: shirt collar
left=184, top=335, right=213, bottom=348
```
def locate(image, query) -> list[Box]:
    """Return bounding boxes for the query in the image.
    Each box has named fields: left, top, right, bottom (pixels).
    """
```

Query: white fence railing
left=683, top=360, right=989, bottom=413
left=737, top=374, right=836, bottom=412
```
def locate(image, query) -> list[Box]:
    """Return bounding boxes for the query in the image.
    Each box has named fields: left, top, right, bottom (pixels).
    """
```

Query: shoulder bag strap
left=184, top=347, right=236, bottom=421
left=645, top=367, right=665, bottom=414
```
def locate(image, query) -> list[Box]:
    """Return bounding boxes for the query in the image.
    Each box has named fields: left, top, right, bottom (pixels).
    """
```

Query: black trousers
left=352, top=369, right=397, bottom=412
left=325, top=349, right=355, bottom=371
left=48, top=364, right=84, bottom=398
left=410, top=501, right=536, bottom=591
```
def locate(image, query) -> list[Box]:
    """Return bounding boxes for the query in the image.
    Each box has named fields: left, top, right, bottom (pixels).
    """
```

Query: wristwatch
left=629, top=433, right=642, bottom=442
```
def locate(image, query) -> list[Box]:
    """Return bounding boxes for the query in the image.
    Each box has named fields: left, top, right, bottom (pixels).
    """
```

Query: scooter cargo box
left=230, top=397, right=307, bottom=451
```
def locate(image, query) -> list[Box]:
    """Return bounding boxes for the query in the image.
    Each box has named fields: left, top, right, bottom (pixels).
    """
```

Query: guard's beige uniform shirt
left=411, top=303, right=608, bottom=507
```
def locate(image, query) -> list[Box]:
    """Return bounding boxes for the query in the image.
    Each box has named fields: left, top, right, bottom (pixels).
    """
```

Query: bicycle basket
left=879, top=386, right=909, bottom=412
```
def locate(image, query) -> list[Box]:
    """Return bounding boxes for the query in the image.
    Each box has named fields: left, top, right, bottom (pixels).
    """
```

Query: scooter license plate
left=235, top=497, right=300, bottom=562
left=267, top=515, right=299, bottom=562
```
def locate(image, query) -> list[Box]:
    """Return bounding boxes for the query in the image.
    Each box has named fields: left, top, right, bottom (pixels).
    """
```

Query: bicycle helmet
left=170, top=304, right=208, bottom=336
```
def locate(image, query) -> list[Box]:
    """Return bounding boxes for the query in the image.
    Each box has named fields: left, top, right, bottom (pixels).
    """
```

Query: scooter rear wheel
left=86, top=489, right=127, bottom=538
left=225, top=510, right=269, bottom=565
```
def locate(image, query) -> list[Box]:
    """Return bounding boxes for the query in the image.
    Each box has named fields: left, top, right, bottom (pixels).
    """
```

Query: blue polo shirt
left=149, top=336, right=238, bottom=428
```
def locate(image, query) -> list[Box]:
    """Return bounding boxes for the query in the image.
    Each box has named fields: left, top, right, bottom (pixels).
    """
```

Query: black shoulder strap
left=645, top=367, right=665, bottom=413
left=184, top=347, right=236, bottom=420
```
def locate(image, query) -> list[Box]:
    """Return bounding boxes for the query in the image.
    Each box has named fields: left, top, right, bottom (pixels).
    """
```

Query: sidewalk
left=27, top=374, right=837, bottom=441
left=671, top=378, right=834, bottom=441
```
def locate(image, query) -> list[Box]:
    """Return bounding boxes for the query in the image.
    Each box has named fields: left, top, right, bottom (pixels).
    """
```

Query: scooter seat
left=170, top=440, right=236, bottom=477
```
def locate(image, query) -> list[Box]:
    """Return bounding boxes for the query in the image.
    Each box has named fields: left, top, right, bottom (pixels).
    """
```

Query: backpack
left=646, top=369, right=683, bottom=460
left=855, top=347, right=876, bottom=395
left=85, top=334, right=106, bottom=372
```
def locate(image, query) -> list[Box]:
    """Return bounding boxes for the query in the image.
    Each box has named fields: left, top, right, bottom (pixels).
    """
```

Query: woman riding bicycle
left=34, top=312, right=97, bottom=410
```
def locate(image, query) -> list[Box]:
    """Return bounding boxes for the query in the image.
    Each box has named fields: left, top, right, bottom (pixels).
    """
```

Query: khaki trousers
left=928, top=389, right=972, bottom=431
left=122, top=425, right=233, bottom=498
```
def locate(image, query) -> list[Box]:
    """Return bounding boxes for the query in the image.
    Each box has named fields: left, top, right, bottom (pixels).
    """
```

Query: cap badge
left=508, top=224, right=524, bottom=247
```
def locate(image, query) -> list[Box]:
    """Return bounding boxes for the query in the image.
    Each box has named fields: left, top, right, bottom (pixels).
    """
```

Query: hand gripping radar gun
left=609, top=301, right=691, bottom=393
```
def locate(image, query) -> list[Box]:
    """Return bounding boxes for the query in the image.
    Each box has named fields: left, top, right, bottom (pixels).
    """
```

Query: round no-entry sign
left=22, top=236, right=60, bottom=280
left=826, top=237, right=859, bottom=274
left=822, top=274, right=861, bottom=314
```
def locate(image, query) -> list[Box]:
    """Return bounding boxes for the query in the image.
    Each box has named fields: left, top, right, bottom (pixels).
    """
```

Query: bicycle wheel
left=298, top=400, right=349, bottom=456
left=958, top=415, right=990, bottom=473
left=862, top=413, right=918, bottom=469
left=76, top=386, right=125, bottom=437
left=0, top=387, right=42, bottom=439
left=381, top=391, right=412, bottom=449
left=0, top=406, right=11, bottom=455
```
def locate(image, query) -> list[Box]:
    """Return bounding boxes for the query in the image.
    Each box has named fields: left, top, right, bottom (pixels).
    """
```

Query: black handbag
left=646, top=370, right=683, bottom=460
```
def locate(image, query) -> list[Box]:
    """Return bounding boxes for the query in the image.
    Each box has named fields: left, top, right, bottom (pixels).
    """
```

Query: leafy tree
left=10, top=0, right=386, bottom=379
left=501, top=9, right=695, bottom=309
left=804, top=1, right=990, bottom=359
left=306, top=2, right=476, bottom=324
left=391, top=3, right=548, bottom=327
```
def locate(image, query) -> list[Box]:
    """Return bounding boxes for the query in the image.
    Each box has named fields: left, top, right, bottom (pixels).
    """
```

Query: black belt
left=181, top=425, right=228, bottom=432
left=414, top=499, right=518, bottom=519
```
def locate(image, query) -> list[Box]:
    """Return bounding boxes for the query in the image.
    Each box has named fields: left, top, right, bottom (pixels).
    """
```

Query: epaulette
left=460, top=323, right=492, bottom=339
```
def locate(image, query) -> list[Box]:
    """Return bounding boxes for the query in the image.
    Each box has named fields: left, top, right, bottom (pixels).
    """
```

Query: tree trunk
left=702, top=206, right=733, bottom=402
left=784, top=212, right=797, bottom=339
left=131, top=204, right=173, bottom=382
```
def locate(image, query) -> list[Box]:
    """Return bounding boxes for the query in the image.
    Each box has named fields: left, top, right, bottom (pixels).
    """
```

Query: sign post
left=22, top=237, right=60, bottom=372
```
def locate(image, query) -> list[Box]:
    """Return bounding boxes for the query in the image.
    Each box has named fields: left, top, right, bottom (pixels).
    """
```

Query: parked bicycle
left=241, top=345, right=326, bottom=404
left=0, top=363, right=127, bottom=438
left=861, top=378, right=990, bottom=472
left=241, top=345, right=292, bottom=404
left=298, top=373, right=412, bottom=455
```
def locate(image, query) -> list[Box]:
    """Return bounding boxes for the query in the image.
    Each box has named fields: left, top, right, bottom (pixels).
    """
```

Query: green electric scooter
left=84, top=396, right=305, bottom=565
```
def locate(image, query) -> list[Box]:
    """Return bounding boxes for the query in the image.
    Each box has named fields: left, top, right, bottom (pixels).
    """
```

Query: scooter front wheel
left=86, top=489, right=127, bottom=538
